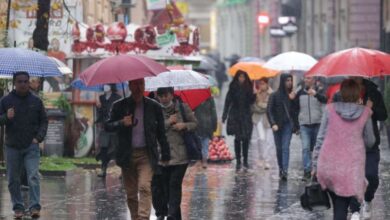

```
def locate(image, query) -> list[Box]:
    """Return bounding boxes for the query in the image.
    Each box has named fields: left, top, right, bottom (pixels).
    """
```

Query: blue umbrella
left=71, top=78, right=127, bottom=92
left=0, top=48, right=62, bottom=77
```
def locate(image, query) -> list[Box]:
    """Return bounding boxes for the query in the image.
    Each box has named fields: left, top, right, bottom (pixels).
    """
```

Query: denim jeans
left=272, top=122, right=293, bottom=172
left=299, top=124, right=320, bottom=172
left=199, top=136, right=210, bottom=160
left=6, top=144, right=41, bottom=211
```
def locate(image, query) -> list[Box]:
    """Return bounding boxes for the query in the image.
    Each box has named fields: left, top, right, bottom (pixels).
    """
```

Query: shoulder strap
left=178, top=101, right=188, bottom=123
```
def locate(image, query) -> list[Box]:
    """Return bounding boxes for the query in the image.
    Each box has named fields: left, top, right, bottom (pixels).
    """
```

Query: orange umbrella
left=228, top=62, right=279, bottom=80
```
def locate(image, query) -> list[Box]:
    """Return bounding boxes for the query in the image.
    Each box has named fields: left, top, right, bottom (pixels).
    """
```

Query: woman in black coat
left=222, top=71, right=256, bottom=171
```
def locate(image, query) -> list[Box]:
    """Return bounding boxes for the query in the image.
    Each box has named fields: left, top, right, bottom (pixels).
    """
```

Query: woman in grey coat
left=152, top=87, right=197, bottom=220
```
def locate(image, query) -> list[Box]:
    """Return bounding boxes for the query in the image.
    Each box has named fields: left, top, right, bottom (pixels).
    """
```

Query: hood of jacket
left=278, top=73, right=293, bottom=95
left=334, top=102, right=365, bottom=120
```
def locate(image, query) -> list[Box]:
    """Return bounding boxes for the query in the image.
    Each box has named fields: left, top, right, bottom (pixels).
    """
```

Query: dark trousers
left=152, top=164, right=188, bottom=220
left=100, top=147, right=110, bottom=169
left=272, top=122, right=293, bottom=172
left=350, top=150, right=380, bottom=212
left=329, top=191, right=352, bottom=220
left=234, top=138, right=249, bottom=165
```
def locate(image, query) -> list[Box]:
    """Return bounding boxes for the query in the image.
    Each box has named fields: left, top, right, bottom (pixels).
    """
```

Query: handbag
left=178, top=101, right=202, bottom=161
left=300, top=177, right=331, bottom=211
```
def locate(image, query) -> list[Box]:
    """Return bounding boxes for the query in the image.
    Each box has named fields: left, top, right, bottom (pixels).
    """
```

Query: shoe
left=30, top=209, right=40, bottom=218
left=156, top=216, right=165, bottom=220
left=166, top=215, right=175, bottom=220
left=243, top=162, right=249, bottom=170
left=13, top=210, right=24, bottom=219
left=363, top=201, right=372, bottom=219
left=236, top=163, right=241, bottom=172
left=263, top=162, right=270, bottom=170
left=281, top=171, right=288, bottom=181
left=302, top=171, right=311, bottom=181
left=351, top=212, right=360, bottom=220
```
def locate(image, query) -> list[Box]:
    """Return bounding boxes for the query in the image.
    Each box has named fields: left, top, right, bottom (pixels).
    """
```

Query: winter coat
left=96, top=93, right=122, bottom=124
left=296, top=87, right=327, bottom=125
left=105, top=96, right=170, bottom=171
left=194, top=97, right=217, bottom=138
left=222, top=83, right=256, bottom=139
left=95, top=93, right=121, bottom=161
left=313, top=103, right=373, bottom=202
left=0, top=90, right=48, bottom=149
left=266, top=74, right=299, bottom=131
left=161, top=101, right=197, bottom=166
left=251, top=88, right=272, bottom=127
left=333, top=79, right=388, bottom=151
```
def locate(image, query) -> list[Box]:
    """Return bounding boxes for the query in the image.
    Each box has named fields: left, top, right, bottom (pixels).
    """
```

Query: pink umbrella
left=79, top=55, right=169, bottom=86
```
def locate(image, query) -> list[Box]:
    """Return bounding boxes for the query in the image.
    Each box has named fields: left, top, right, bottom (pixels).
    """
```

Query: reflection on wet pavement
left=1, top=134, right=390, bottom=220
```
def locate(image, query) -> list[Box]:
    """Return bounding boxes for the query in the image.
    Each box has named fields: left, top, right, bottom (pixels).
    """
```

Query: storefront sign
left=147, top=0, right=167, bottom=10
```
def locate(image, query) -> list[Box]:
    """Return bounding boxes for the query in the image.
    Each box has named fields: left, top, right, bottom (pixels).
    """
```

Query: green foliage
left=51, top=94, right=72, bottom=114
left=40, top=157, right=76, bottom=171
left=384, top=83, right=390, bottom=125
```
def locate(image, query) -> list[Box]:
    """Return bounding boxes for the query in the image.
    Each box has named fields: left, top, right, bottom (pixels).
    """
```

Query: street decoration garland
left=71, top=21, right=199, bottom=56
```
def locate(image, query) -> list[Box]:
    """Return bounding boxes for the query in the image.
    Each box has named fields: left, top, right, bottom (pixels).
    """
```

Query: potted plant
left=384, top=82, right=390, bottom=149
left=51, top=94, right=76, bottom=157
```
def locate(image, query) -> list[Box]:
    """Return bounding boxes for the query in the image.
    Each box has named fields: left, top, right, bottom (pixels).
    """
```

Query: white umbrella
left=264, top=51, right=317, bottom=72
left=145, top=70, right=211, bottom=91
left=48, top=57, right=72, bottom=75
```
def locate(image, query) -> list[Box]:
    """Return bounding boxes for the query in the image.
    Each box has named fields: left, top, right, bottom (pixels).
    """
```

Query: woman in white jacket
left=252, top=78, right=274, bottom=169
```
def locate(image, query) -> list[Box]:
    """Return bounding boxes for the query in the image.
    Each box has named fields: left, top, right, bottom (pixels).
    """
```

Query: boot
left=242, top=139, right=249, bottom=170
left=202, top=158, right=208, bottom=169
left=234, top=139, right=241, bottom=171
left=98, top=164, right=107, bottom=178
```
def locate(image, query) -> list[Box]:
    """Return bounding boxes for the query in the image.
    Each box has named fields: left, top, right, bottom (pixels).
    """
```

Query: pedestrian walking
left=312, top=79, right=375, bottom=220
left=333, top=77, right=388, bottom=219
left=266, top=73, right=299, bottom=180
left=152, top=87, right=197, bottom=220
left=251, top=78, right=274, bottom=170
left=295, top=76, right=327, bottom=181
left=105, top=79, right=170, bottom=220
left=222, top=70, right=255, bottom=171
left=0, top=71, right=48, bottom=219
left=194, top=96, right=217, bottom=169
left=95, top=84, right=121, bottom=178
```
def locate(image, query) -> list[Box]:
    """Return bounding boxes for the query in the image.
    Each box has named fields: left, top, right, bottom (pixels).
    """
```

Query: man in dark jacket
left=105, top=79, right=170, bottom=220
left=333, top=78, right=387, bottom=219
left=267, top=73, right=299, bottom=180
left=295, top=77, right=327, bottom=180
left=195, top=97, right=217, bottom=168
left=95, top=84, right=121, bottom=177
left=0, top=72, right=48, bottom=219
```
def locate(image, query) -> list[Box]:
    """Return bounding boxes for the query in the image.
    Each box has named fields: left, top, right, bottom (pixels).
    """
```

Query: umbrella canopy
left=177, top=89, right=211, bottom=110
left=264, top=51, right=317, bottom=72
left=79, top=55, right=168, bottom=86
left=71, top=78, right=127, bottom=92
left=0, top=48, right=62, bottom=77
left=305, top=47, right=390, bottom=78
left=228, top=62, right=279, bottom=80
left=48, top=57, right=72, bottom=75
left=239, top=57, right=265, bottom=64
left=145, top=70, right=211, bottom=91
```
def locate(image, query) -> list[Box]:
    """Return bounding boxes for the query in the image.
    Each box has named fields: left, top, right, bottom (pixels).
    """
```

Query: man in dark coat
left=95, top=84, right=122, bottom=177
left=267, top=73, right=299, bottom=180
left=0, top=72, right=48, bottom=219
left=105, top=79, right=170, bottom=220
left=333, top=78, right=387, bottom=219
left=194, top=97, right=217, bottom=168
